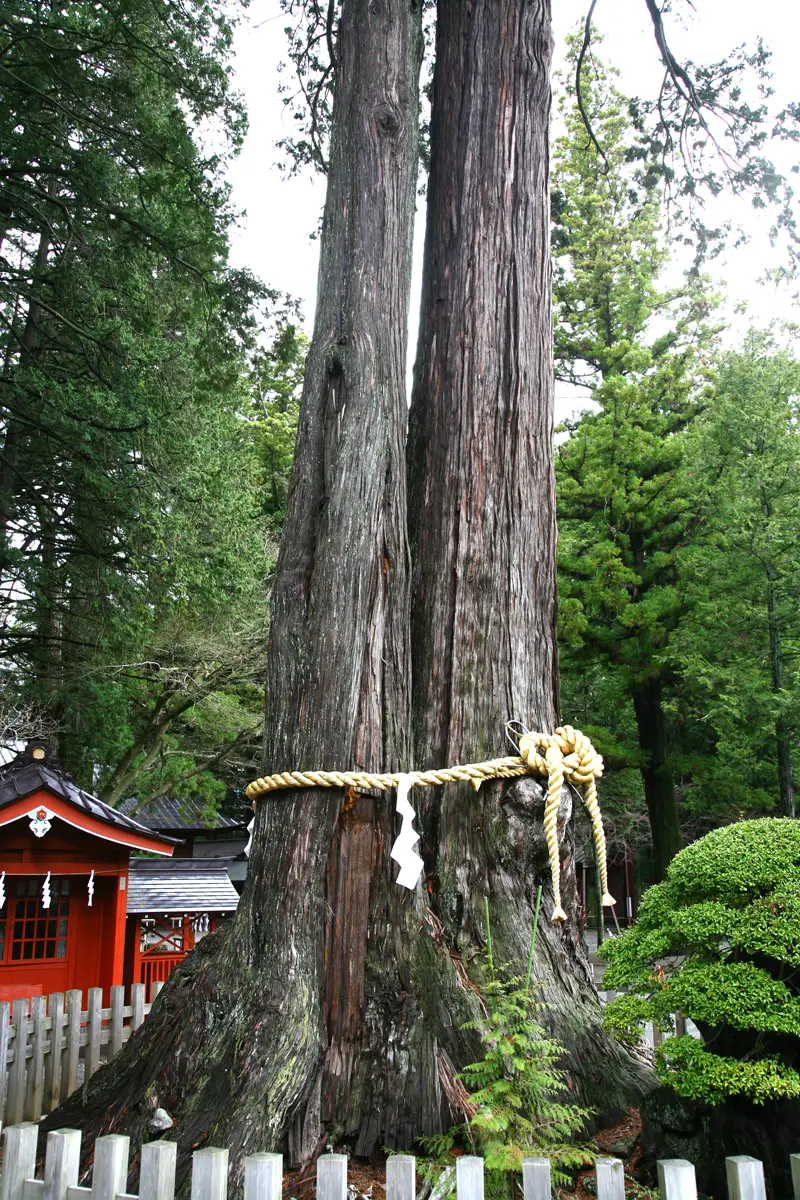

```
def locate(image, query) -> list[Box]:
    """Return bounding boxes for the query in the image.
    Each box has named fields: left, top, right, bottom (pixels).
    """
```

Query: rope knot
left=518, top=725, right=613, bottom=923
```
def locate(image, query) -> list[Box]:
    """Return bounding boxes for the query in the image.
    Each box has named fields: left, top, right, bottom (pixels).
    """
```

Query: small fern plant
left=422, top=894, right=591, bottom=1199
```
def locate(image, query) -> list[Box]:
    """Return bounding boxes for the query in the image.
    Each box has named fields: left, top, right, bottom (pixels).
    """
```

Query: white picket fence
left=0, top=984, right=163, bottom=1128
left=0, top=1124, right=798, bottom=1200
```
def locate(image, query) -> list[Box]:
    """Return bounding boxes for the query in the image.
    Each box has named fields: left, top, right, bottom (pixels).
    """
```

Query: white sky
left=226, top=0, right=800, bottom=417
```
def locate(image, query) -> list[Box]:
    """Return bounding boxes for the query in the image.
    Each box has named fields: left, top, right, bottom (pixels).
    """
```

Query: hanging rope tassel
left=247, top=723, right=615, bottom=922
left=517, top=726, right=615, bottom=921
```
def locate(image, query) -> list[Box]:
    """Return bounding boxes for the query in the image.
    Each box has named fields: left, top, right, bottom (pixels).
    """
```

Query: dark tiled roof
left=118, top=795, right=249, bottom=831
left=127, top=858, right=241, bottom=914
left=0, top=762, right=177, bottom=847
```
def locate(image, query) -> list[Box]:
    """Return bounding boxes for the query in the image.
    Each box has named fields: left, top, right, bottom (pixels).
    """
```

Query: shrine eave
left=0, top=765, right=177, bottom=856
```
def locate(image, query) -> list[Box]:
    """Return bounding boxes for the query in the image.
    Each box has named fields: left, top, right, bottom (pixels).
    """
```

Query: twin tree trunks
left=44, top=0, right=653, bottom=1183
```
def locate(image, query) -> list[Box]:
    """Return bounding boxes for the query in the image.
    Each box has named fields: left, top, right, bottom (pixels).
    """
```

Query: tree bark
left=44, top=0, right=424, bottom=1177
left=632, top=678, right=682, bottom=880
left=407, top=0, right=652, bottom=1122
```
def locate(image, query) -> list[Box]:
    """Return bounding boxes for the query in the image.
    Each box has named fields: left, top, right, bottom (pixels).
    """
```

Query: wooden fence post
left=91, top=1136, right=130, bottom=1200
left=139, top=1141, right=177, bottom=1200
left=386, top=1156, right=415, bottom=1200
left=110, top=987, right=125, bottom=1060
left=9, top=999, right=30, bottom=1125
left=45, top=994, right=65, bottom=1114
left=726, top=1157, right=766, bottom=1200
left=317, top=1155, right=348, bottom=1200
left=43, top=1129, right=82, bottom=1200
left=658, top=1159, right=697, bottom=1200
left=521, top=1159, right=551, bottom=1200
left=791, top=1154, right=800, bottom=1200
left=244, top=1154, right=282, bottom=1200
left=1, top=1122, right=40, bottom=1200
left=130, top=985, right=145, bottom=1032
left=456, top=1157, right=484, bottom=1200
left=26, top=995, right=47, bottom=1120
left=62, top=992, right=82, bottom=1100
left=596, top=1158, right=625, bottom=1200
left=0, top=1000, right=9, bottom=1122
left=190, top=1149, right=228, bottom=1200
left=85, top=990, right=102, bottom=1079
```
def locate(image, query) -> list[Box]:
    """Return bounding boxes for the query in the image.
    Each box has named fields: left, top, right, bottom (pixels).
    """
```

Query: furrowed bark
left=407, top=0, right=654, bottom=1117
left=43, top=0, right=423, bottom=1178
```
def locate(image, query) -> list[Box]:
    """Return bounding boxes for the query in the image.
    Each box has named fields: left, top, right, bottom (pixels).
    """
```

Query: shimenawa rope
left=246, top=723, right=615, bottom=923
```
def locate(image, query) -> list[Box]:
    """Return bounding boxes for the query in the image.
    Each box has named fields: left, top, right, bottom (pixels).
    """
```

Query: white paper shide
left=390, top=774, right=424, bottom=890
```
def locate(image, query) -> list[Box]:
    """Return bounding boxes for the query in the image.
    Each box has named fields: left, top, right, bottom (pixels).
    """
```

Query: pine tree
left=554, top=44, right=719, bottom=880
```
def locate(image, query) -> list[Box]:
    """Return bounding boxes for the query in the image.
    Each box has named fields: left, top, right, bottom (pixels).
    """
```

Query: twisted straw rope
left=246, top=724, right=615, bottom=923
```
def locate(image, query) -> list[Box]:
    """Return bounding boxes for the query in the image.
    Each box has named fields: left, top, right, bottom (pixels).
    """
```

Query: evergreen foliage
left=0, top=0, right=303, bottom=802
left=555, top=44, right=800, bottom=861
left=601, top=819, right=800, bottom=1105
left=553, top=44, right=718, bottom=878
left=249, top=323, right=307, bottom=533
left=669, top=334, right=800, bottom=818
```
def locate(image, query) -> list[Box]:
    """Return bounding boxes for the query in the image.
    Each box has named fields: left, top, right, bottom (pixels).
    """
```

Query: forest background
left=2, top=0, right=800, bottom=893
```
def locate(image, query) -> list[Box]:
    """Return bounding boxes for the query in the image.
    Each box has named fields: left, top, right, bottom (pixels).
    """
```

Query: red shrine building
left=0, top=742, right=243, bottom=1005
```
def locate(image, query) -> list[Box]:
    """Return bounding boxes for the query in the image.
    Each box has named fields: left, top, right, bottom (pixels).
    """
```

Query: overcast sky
left=225, top=0, right=799, bottom=410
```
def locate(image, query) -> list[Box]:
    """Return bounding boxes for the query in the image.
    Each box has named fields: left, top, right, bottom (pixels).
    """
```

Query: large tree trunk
left=632, top=678, right=682, bottom=880
left=406, top=0, right=652, bottom=1125
left=43, top=0, right=654, bottom=1180
left=44, top=0, right=424, bottom=1177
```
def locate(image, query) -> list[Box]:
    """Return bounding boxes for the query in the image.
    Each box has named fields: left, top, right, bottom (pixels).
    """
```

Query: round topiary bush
left=600, top=817, right=800, bottom=1105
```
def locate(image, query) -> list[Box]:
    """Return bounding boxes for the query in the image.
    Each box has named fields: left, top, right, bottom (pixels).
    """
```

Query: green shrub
left=600, top=818, right=800, bottom=1105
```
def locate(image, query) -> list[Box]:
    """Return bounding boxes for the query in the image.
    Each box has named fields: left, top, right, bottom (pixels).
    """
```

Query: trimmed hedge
left=600, top=818, right=800, bottom=1105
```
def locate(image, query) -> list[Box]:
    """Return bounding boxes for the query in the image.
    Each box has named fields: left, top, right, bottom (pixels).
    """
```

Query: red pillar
left=108, top=870, right=128, bottom=994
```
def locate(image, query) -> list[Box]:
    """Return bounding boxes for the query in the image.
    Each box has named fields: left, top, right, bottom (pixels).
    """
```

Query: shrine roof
left=118, top=795, right=249, bottom=832
left=126, top=858, right=241, bottom=913
left=0, top=741, right=177, bottom=851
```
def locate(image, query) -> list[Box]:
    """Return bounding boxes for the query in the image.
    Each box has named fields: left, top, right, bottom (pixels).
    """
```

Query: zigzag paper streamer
left=390, top=774, right=424, bottom=890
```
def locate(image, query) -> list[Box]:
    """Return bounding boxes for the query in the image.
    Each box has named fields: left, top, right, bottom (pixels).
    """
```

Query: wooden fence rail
left=1, top=1125, right=799, bottom=1200
left=0, top=984, right=163, bottom=1128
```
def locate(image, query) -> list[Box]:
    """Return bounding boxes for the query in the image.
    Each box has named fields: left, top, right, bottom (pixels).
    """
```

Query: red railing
left=140, top=952, right=185, bottom=997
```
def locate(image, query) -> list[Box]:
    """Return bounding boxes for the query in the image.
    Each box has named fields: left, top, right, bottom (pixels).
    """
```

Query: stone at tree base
left=605, top=1132, right=639, bottom=1158
left=640, top=1086, right=800, bottom=1200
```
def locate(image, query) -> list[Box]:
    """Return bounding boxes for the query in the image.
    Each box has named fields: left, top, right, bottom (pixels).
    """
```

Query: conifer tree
left=554, top=45, right=719, bottom=880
